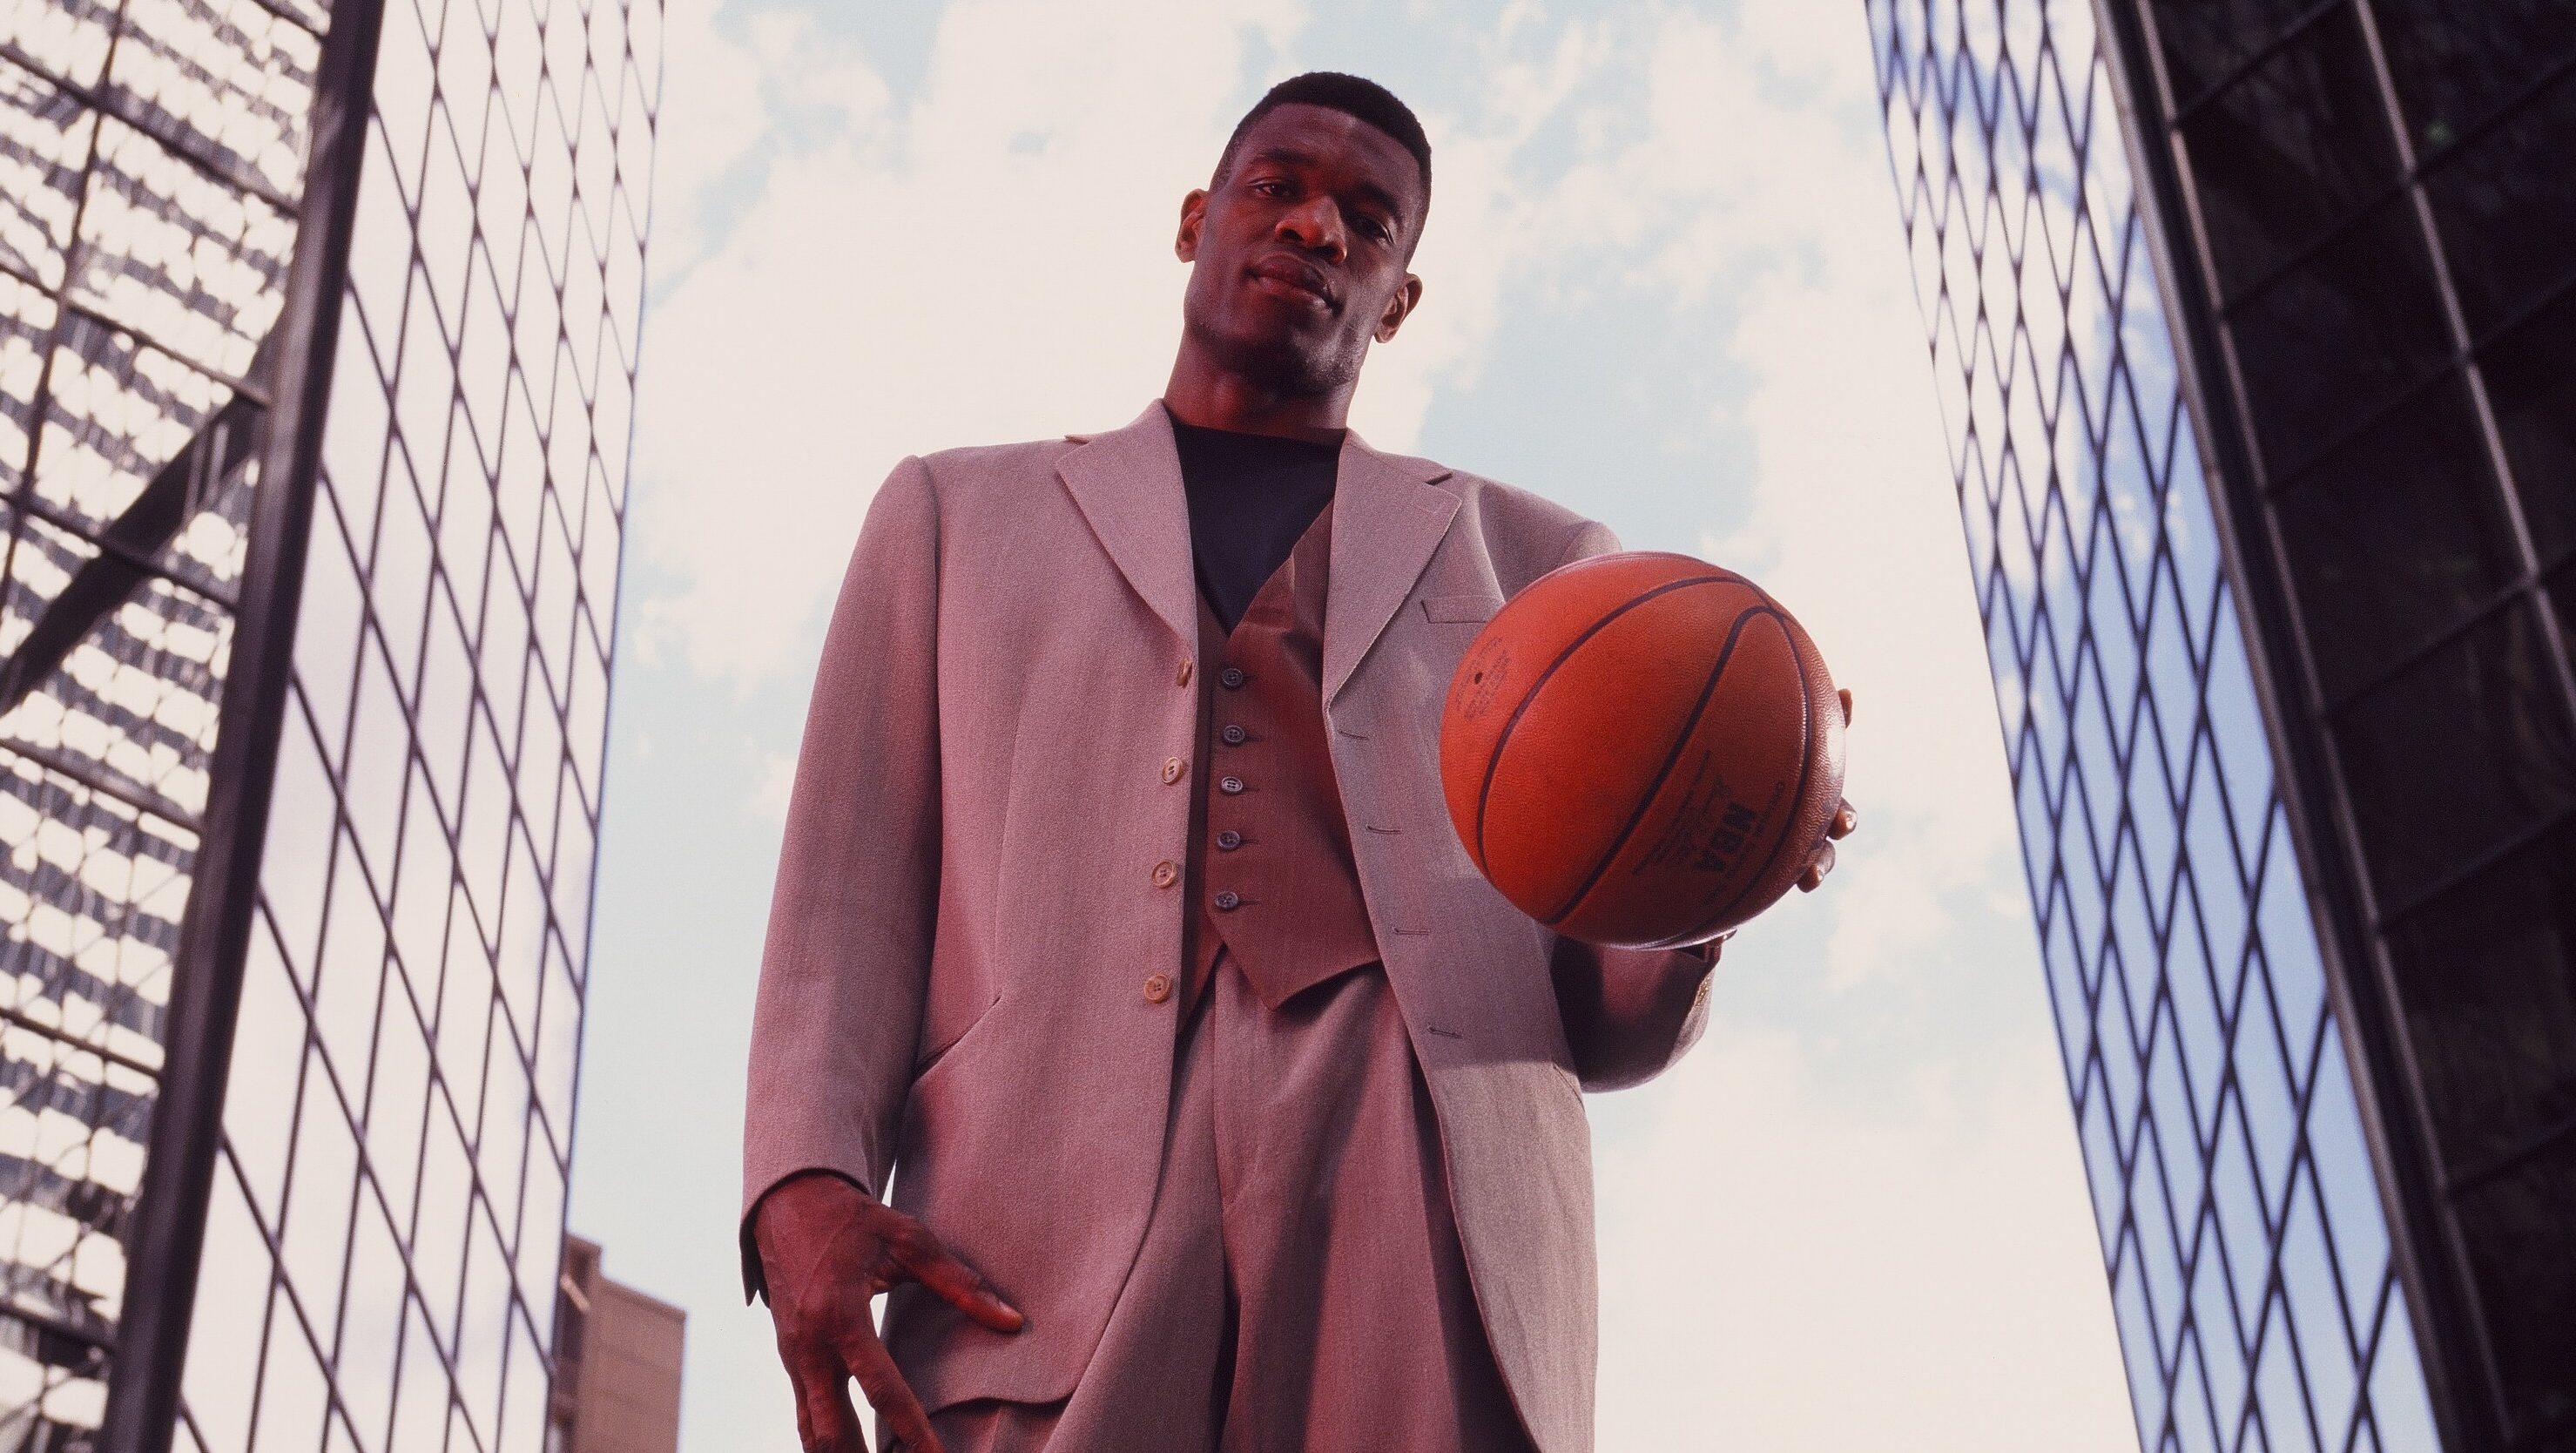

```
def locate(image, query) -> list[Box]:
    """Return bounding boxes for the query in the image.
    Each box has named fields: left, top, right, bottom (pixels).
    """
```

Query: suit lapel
left=1055, top=404, right=1198, bottom=649
left=1059, top=404, right=1460, bottom=693
left=1325, top=431, right=1459, bottom=705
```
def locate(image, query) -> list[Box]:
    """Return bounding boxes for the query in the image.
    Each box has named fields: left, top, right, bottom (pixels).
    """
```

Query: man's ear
left=1177, top=189, right=1210, bottom=263
left=1375, top=274, right=1425, bottom=344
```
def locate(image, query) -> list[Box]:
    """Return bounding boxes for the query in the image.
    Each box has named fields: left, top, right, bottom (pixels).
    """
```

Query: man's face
left=1176, top=103, right=1426, bottom=399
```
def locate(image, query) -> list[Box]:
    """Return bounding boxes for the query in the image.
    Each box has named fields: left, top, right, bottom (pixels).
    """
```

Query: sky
left=569, top=1, right=2144, bottom=1448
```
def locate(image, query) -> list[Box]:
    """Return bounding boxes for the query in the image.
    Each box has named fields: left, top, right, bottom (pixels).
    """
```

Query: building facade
left=0, top=0, right=655, bottom=1444
left=544, top=1237, right=679, bottom=1453
left=1870, top=2, right=2571, bottom=1450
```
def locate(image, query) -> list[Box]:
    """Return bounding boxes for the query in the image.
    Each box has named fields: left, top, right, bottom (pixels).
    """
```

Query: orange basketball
left=1440, top=551, right=1845, bottom=949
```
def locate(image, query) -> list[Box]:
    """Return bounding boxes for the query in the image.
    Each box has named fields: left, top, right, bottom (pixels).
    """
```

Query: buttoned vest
left=1182, top=500, right=1382, bottom=1010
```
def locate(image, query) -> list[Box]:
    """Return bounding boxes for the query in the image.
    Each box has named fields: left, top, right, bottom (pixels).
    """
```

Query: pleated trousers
left=900, top=953, right=1538, bottom=1453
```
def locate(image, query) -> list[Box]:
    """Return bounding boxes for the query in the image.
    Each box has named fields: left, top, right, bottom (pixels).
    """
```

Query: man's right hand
left=752, top=1172, right=1024, bottom=1453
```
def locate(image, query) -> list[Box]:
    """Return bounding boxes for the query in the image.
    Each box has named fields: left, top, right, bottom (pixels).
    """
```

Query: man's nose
left=1276, top=199, right=1345, bottom=261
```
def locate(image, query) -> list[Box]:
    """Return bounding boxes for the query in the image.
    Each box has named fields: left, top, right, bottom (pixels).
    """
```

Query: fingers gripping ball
left=1439, top=551, right=1847, bottom=949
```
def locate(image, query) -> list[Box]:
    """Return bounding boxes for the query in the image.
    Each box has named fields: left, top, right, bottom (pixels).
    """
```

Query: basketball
left=1439, top=551, right=1846, bottom=949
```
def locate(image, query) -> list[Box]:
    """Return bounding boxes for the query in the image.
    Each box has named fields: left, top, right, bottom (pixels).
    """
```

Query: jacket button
left=1151, top=859, right=1178, bottom=889
left=1219, top=666, right=1247, bottom=688
left=1143, top=972, right=1173, bottom=1004
left=1219, top=775, right=1244, bottom=794
left=1220, top=724, right=1247, bottom=746
left=1213, top=890, right=1241, bottom=911
left=1162, top=756, right=1186, bottom=784
left=1215, top=829, right=1242, bottom=850
left=1177, top=659, right=1193, bottom=686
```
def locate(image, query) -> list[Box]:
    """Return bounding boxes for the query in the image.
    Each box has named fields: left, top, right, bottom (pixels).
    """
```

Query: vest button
left=1215, top=829, right=1243, bottom=850
left=1221, top=724, right=1247, bottom=746
left=1150, top=859, right=1178, bottom=889
left=1219, top=666, right=1247, bottom=689
left=1143, top=972, right=1173, bottom=1004
left=1219, top=775, right=1244, bottom=794
left=1213, top=890, right=1241, bottom=911
left=1162, top=756, right=1186, bottom=784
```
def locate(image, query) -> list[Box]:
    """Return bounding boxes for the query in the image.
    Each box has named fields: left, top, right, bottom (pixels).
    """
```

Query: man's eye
left=1251, top=179, right=1288, bottom=197
left=1361, top=219, right=1393, bottom=242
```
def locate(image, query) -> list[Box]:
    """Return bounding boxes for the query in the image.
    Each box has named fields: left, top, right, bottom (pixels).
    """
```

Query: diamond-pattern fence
left=168, top=0, right=654, bottom=1444
left=0, top=0, right=651, bottom=1443
left=1866, top=3, right=2440, bottom=1450
left=2101, top=3, right=2576, bottom=1445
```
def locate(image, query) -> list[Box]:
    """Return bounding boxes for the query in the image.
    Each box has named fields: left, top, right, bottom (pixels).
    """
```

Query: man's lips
left=1245, top=256, right=1337, bottom=310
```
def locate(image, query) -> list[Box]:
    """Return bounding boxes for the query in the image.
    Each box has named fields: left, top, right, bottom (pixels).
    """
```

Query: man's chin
left=1215, top=336, right=1356, bottom=399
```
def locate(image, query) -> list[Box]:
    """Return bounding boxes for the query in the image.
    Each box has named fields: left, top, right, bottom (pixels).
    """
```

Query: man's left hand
left=1797, top=687, right=1859, bottom=893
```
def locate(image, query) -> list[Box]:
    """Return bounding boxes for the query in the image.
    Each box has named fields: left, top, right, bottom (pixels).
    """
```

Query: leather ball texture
left=1439, top=551, right=1846, bottom=950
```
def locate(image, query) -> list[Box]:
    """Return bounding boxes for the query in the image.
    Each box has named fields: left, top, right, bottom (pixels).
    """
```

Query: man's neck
left=1163, top=350, right=1352, bottom=444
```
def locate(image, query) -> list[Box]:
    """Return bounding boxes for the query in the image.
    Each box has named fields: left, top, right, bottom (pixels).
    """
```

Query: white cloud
left=751, top=747, right=797, bottom=821
left=631, top=0, right=1310, bottom=683
left=1595, top=1025, right=2136, bottom=1451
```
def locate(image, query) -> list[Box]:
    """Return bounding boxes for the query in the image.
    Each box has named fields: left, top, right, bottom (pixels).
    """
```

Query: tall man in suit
left=743, top=71, right=1855, bottom=1453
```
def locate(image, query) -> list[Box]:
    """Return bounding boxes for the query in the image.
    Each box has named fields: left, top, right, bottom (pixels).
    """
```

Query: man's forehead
left=1237, top=103, right=1422, bottom=195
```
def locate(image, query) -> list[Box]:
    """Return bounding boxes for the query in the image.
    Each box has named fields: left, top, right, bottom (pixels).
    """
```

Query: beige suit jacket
left=742, top=403, right=1716, bottom=1453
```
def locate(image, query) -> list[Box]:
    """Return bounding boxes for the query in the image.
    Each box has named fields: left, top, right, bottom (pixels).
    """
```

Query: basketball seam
left=1472, top=574, right=1738, bottom=875
left=1542, top=605, right=1781, bottom=929
left=1668, top=639, right=1822, bottom=946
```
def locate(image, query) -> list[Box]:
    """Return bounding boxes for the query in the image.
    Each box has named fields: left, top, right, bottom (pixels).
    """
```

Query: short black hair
left=1215, top=71, right=1433, bottom=209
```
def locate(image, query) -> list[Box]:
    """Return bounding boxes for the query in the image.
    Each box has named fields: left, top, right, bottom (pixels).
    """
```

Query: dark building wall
left=2089, top=3, right=2576, bottom=1447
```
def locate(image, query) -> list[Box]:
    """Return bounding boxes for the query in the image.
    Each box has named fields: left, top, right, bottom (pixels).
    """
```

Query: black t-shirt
left=1168, top=409, right=1341, bottom=632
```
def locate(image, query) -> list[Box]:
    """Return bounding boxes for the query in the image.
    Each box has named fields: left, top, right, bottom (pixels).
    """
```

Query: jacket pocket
left=1420, top=594, right=1502, bottom=624
left=912, top=988, right=1004, bottom=1083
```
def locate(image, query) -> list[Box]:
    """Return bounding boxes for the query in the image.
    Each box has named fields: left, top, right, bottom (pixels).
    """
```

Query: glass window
left=2446, top=1133, right=2576, bottom=1438
left=2224, top=199, right=2453, bottom=477
left=2281, top=1168, right=2360, bottom=1440
left=2146, top=0, right=2334, bottom=112
left=2476, top=283, right=2576, bottom=568
left=344, top=634, right=412, bottom=876
left=2179, top=7, right=2403, bottom=303
left=179, top=1169, right=272, bottom=1453
left=225, top=912, right=310, bottom=1220
left=260, top=708, right=341, bottom=977
left=280, top=1051, right=361, bottom=1316
left=2267, top=379, right=2521, bottom=701
left=455, top=1206, right=514, bottom=1436
left=2365, top=1286, right=2441, bottom=1453
left=374, top=449, right=439, bottom=691
left=2556, top=564, right=2576, bottom=680
left=2370, top=0, right=2576, bottom=158
left=501, top=1307, right=553, bottom=1453
left=290, top=505, right=368, bottom=760
left=388, top=1296, right=448, bottom=1453
left=2303, top=1037, right=2390, bottom=1309
left=366, top=987, right=434, bottom=1216
left=314, top=835, right=390, bottom=1087
left=337, top=1190, right=407, bottom=1432
left=2382, top=820, right=2576, bottom=1174
left=2329, top=601, right=2576, bottom=910
left=2420, top=69, right=2576, bottom=336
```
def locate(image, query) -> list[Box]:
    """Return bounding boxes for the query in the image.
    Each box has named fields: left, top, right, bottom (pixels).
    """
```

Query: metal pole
left=100, top=0, right=387, bottom=1444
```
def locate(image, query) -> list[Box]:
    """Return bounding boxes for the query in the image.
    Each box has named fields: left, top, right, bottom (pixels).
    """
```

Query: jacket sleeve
left=1543, top=518, right=1722, bottom=1091
left=739, top=456, right=942, bottom=1301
